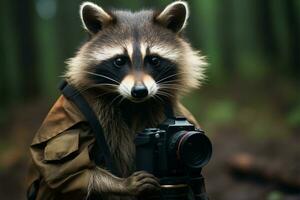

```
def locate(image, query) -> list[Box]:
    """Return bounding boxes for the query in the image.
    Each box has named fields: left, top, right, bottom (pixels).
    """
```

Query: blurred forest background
left=0, top=0, right=300, bottom=200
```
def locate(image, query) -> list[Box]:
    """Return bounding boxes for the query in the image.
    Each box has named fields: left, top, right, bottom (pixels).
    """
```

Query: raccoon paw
left=122, top=171, right=161, bottom=196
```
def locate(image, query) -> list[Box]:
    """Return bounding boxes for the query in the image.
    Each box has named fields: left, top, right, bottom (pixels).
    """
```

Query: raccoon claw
left=123, top=171, right=160, bottom=196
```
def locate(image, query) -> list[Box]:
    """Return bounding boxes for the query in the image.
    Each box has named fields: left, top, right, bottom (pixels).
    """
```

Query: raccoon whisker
left=152, top=95, right=164, bottom=104
left=110, top=94, right=123, bottom=106
left=82, top=71, right=121, bottom=85
left=158, top=88, right=180, bottom=92
left=158, top=83, right=182, bottom=89
left=157, top=90, right=174, bottom=95
left=117, top=96, right=126, bottom=105
left=156, top=64, right=180, bottom=81
left=157, top=91, right=175, bottom=99
left=156, top=93, right=173, bottom=100
left=160, top=87, right=179, bottom=92
left=159, top=83, right=182, bottom=87
left=155, top=65, right=174, bottom=81
left=156, top=96, right=164, bottom=103
left=92, top=83, right=118, bottom=86
left=158, top=80, right=182, bottom=84
left=161, top=86, right=188, bottom=94
left=156, top=72, right=189, bottom=84
left=92, top=83, right=118, bottom=88
left=92, top=64, right=121, bottom=80
left=94, top=91, right=114, bottom=99
left=158, top=88, right=177, bottom=95
left=158, top=87, right=181, bottom=92
left=157, top=72, right=191, bottom=83
left=151, top=96, right=159, bottom=103
left=75, top=84, right=118, bottom=98
left=159, top=87, right=181, bottom=90
left=96, top=92, right=111, bottom=98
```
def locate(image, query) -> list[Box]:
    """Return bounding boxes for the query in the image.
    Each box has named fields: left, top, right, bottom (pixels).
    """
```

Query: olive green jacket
left=28, top=95, right=97, bottom=200
left=27, top=95, right=200, bottom=200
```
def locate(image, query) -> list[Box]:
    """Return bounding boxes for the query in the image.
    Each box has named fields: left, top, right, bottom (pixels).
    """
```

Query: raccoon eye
left=148, top=56, right=161, bottom=67
left=114, top=56, right=128, bottom=68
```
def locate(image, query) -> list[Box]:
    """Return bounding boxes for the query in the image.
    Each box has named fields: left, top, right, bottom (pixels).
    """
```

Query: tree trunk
left=13, top=0, right=39, bottom=99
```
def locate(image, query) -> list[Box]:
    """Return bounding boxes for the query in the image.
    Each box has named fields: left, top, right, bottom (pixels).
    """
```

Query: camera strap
left=59, top=80, right=120, bottom=176
left=163, top=100, right=175, bottom=119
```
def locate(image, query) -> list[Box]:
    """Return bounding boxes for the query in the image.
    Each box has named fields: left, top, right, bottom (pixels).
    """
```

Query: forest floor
left=0, top=84, right=300, bottom=200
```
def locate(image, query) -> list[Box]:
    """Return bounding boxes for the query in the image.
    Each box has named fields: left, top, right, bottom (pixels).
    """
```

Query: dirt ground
left=205, top=130, right=300, bottom=200
left=0, top=98, right=300, bottom=200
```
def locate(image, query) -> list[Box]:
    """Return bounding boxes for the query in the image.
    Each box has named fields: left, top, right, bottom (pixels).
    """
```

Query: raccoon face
left=66, top=1, right=206, bottom=103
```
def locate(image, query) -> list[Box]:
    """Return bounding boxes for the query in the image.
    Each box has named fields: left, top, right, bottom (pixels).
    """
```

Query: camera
left=135, top=116, right=212, bottom=200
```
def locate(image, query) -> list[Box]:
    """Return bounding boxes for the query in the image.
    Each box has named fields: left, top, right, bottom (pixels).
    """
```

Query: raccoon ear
left=80, top=2, right=113, bottom=35
left=155, top=1, right=189, bottom=33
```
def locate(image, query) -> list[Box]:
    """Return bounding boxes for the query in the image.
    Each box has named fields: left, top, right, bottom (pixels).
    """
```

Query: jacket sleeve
left=30, top=125, right=96, bottom=194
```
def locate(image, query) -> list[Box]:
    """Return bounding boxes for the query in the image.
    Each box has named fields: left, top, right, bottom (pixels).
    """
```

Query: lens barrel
left=169, top=131, right=212, bottom=169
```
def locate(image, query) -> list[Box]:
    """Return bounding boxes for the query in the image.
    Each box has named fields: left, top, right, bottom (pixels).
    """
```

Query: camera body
left=135, top=116, right=212, bottom=185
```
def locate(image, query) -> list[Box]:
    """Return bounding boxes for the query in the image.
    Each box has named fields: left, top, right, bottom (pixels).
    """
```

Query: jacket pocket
left=44, top=129, right=79, bottom=162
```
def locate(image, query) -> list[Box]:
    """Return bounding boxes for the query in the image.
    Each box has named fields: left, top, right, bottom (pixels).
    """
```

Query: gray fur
left=65, top=1, right=207, bottom=199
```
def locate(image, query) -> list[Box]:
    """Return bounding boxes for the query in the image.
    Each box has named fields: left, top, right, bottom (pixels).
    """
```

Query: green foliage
left=287, top=103, right=300, bottom=128
left=267, top=191, right=283, bottom=200
left=205, top=100, right=236, bottom=125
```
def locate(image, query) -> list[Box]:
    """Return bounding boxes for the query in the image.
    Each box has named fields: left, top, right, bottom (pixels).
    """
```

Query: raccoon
left=28, top=1, right=206, bottom=200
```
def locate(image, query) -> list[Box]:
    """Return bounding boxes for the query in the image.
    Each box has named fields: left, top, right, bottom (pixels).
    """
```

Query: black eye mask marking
left=114, top=56, right=129, bottom=68
left=90, top=55, right=130, bottom=85
left=87, top=52, right=178, bottom=88
left=144, top=55, right=178, bottom=83
left=147, top=55, right=161, bottom=67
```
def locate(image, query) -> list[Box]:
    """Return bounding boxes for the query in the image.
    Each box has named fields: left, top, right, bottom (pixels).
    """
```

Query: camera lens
left=169, top=131, right=212, bottom=169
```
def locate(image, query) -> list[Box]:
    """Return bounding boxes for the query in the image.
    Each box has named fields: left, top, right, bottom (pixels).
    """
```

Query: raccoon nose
left=131, top=84, right=148, bottom=99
